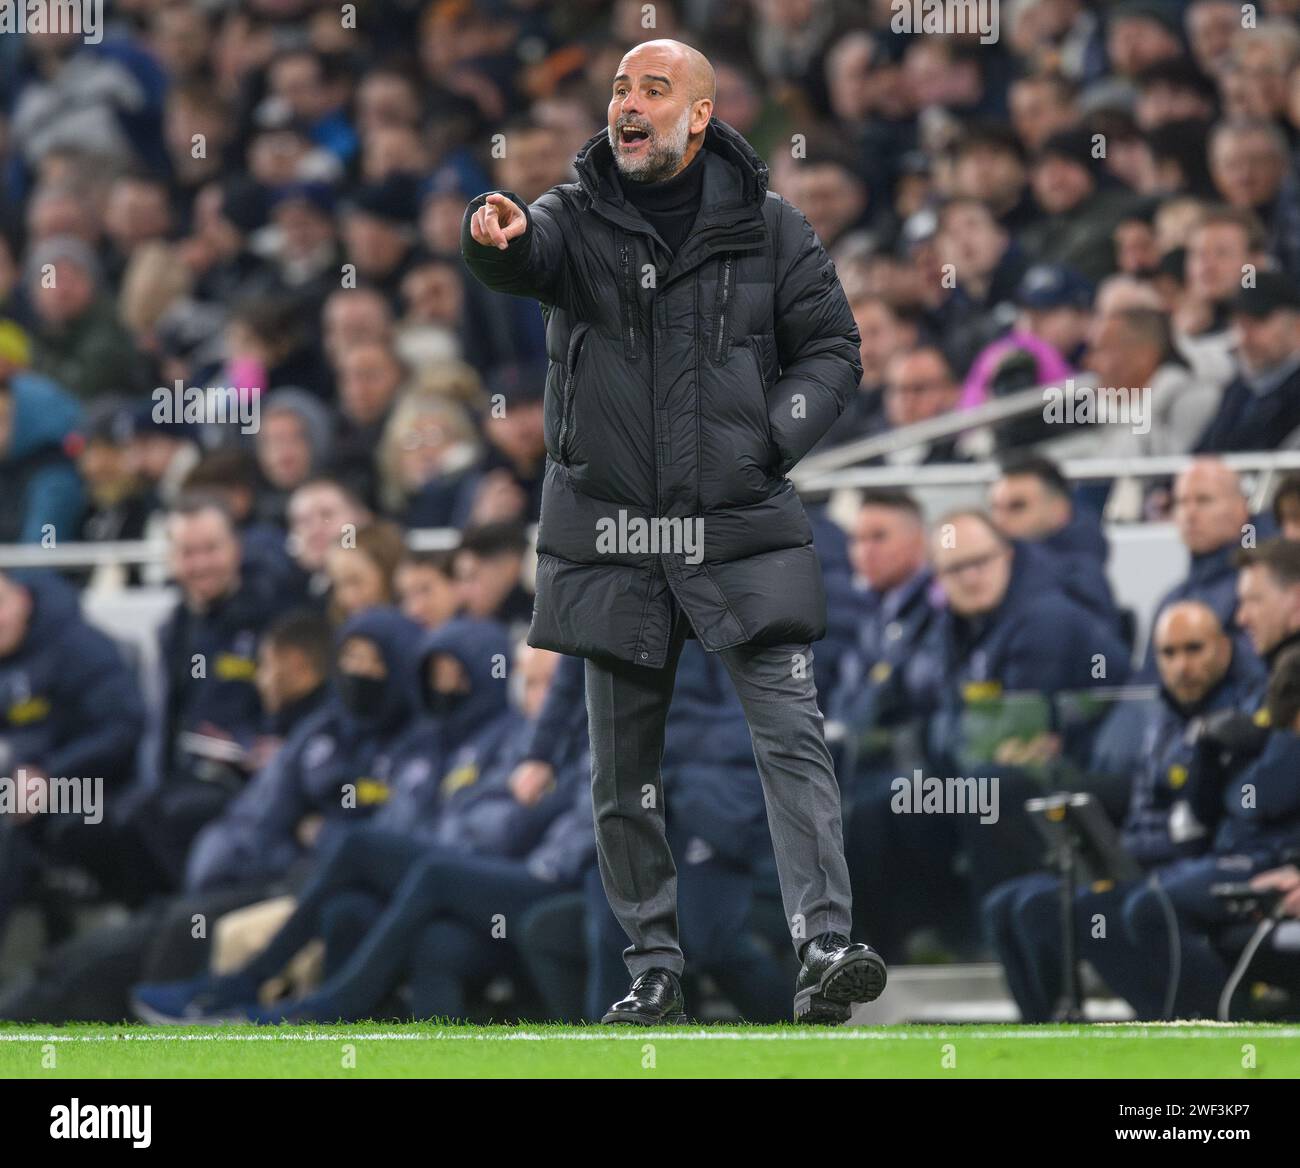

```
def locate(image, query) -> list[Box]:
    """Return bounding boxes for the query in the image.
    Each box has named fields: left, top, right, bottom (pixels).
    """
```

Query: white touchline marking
left=0, top=1026, right=1296, bottom=1043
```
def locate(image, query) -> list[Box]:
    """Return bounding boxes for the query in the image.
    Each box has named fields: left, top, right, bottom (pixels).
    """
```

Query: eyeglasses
left=936, top=549, right=1005, bottom=579
left=400, top=425, right=448, bottom=451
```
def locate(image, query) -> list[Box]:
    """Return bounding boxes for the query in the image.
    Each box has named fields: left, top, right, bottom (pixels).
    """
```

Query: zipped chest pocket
left=559, top=323, right=591, bottom=464
left=710, top=254, right=736, bottom=366
left=747, top=336, right=779, bottom=462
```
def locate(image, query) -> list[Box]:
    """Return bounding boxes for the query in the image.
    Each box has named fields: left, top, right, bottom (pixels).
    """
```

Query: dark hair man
left=989, top=454, right=1121, bottom=631
left=462, top=38, right=883, bottom=1025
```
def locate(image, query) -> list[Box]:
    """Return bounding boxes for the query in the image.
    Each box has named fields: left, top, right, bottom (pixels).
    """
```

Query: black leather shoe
left=601, top=968, right=687, bottom=1025
left=794, top=932, right=887, bottom=1023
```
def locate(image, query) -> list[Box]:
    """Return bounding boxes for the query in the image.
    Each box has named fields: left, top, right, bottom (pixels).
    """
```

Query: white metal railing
left=0, top=526, right=463, bottom=570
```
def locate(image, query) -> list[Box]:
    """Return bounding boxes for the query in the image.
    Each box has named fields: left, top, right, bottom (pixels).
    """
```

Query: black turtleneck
left=619, top=147, right=707, bottom=257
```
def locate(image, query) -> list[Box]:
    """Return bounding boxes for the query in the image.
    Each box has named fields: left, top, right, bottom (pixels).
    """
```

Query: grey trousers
left=584, top=606, right=854, bottom=978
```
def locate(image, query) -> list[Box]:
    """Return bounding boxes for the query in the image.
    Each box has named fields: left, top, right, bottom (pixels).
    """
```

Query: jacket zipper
left=713, top=254, right=733, bottom=364
left=619, top=240, right=639, bottom=360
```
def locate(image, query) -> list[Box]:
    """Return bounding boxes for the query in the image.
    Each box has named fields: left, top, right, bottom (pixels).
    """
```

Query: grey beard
left=609, top=110, right=692, bottom=184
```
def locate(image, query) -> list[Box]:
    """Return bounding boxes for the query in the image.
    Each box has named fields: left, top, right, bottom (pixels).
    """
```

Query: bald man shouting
left=463, top=40, right=884, bottom=1024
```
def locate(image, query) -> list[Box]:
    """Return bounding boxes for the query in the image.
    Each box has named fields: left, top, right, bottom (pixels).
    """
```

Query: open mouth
left=619, top=125, right=651, bottom=149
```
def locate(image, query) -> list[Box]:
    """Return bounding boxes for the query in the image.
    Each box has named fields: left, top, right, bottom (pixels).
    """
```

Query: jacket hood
left=417, top=616, right=512, bottom=748
left=334, top=606, right=425, bottom=733
left=574, top=116, right=769, bottom=213
left=3, top=569, right=81, bottom=657
left=1043, top=508, right=1108, bottom=564
left=6, top=372, right=82, bottom=460
left=263, top=387, right=334, bottom=472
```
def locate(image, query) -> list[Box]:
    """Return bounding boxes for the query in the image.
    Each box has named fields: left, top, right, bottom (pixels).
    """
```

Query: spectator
left=184, top=606, right=428, bottom=897
left=285, top=478, right=372, bottom=607
left=1019, top=129, right=1146, bottom=282
left=255, top=389, right=336, bottom=528
left=988, top=455, right=1122, bottom=631
left=394, top=550, right=461, bottom=630
left=1175, top=206, right=1269, bottom=388
left=470, top=358, right=548, bottom=525
left=26, top=236, right=144, bottom=400
left=879, top=347, right=966, bottom=465
left=130, top=495, right=296, bottom=887
left=1143, top=457, right=1256, bottom=672
left=0, top=365, right=85, bottom=544
left=333, top=340, right=409, bottom=510
left=453, top=522, right=533, bottom=627
left=817, top=295, right=921, bottom=451
left=73, top=398, right=153, bottom=581
left=0, top=569, right=146, bottom=945
left=958, top=263, right=1091, bottom=415
left=1194, top=272, right=1300, bottom=451
left=1083, top=306, right=1221, bottom=458
left=1272, top=473, right=1300, bottom=541
left=325, top=520, right=406, bottom=625
left=377, top=387, right=483, bottom=528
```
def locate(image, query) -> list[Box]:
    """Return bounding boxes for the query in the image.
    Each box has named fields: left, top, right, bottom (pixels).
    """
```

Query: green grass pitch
left=2, top=1022, right=1297, bottom=1078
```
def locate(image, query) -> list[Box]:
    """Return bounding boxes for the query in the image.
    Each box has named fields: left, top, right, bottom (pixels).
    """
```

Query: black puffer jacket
left=461, top=118, right=863, bottom=667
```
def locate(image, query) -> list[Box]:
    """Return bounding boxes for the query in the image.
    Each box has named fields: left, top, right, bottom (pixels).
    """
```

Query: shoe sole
left=600, top=1010, right=688, bottom=1026
left=793, top=950, right=888, bottom=1024
left=130, top=995, right=248, bottom=1026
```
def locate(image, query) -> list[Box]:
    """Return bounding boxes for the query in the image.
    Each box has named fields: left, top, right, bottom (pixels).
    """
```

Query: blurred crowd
left=3, top=0, right=1300, bottom=1021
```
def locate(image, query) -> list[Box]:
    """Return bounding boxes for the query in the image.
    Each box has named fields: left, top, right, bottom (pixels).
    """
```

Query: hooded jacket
left=381, top=616, right=519, bottom=839
left=461, top=117, right=863, bottom=667
left=0, top=570, right=142, bottom=782
left=184, top=606, right=436, bottom=892
left=0, top=372, right=86, bottom=543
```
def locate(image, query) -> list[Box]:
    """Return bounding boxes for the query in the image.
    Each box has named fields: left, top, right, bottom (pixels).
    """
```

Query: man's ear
left=692, top=99, right=713, bottom=134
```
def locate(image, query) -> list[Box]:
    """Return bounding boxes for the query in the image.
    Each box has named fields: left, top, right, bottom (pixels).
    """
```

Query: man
left=128, top=495, right=294, bottom=889
left=1019, top=129, right=1146, bottom=282
left=988, top=455, right=1120, bottom=631
left=333, top=340, right=408, bottom=510
left=1082, top=306, right=1220, bottom=458
left=452, top=522, right=533, bottom=628
left=985, top=601, right=1252, bottom=1021
left=462, top=39, right=884, bottom=1024
left=831, top=491, right=944, bottom=956
left=815, top=295, right=921, bottom=452
left=1194, top=272, right=1300, bottom=452
left=1175, top=207, right=1269, bottom=388
left=928, top=511, right=1132, bottom=898
left=26, top=235, right=143, bottom=400
left=830, top=489, right=940, bottom=791
left=0, top=570, right=145, bottom=945
left=1143, top=458, right=1258, bottom=673
left=879, top=347, right=965, bottom=465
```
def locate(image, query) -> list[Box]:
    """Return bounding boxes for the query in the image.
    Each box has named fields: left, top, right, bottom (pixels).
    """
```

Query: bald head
left=1152, top=599, right=1231, bottom=707
left=1172, top=457, right=1249, bottom=556
left=609, top=40, right=715, bottom=183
